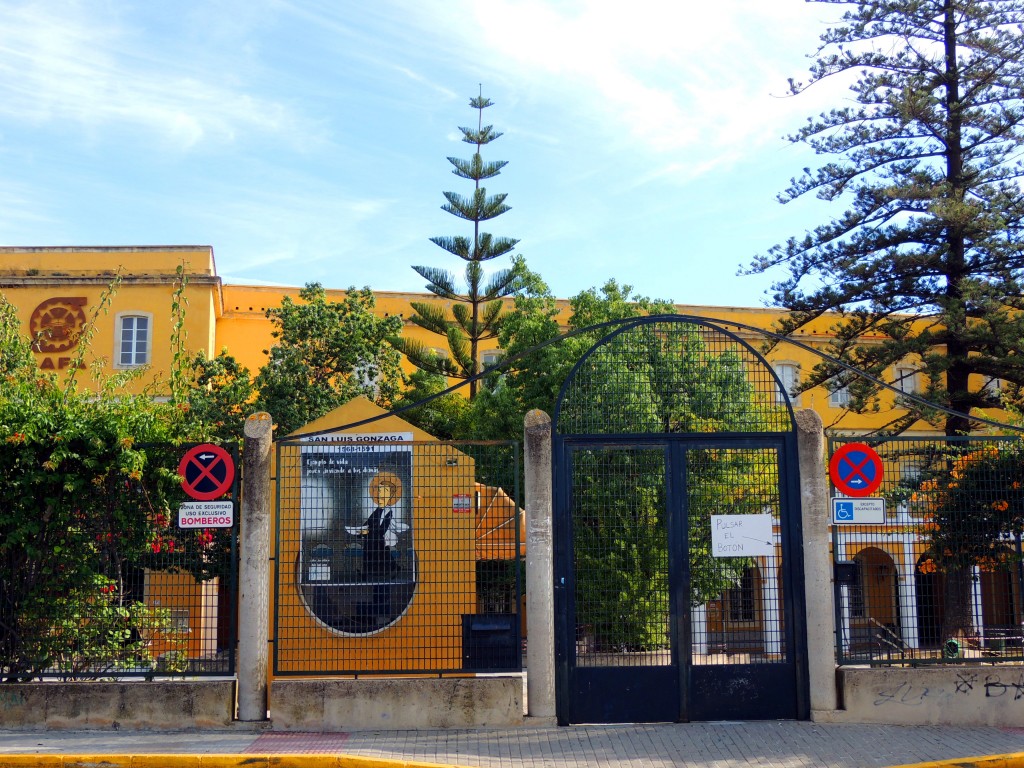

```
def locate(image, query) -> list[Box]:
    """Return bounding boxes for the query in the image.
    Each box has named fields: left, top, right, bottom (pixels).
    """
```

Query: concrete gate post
left=795, top=408, right=839, bottom=716
left=524, top=409, right=556, bottom=719
left=237, top=412, right=273, bottom=722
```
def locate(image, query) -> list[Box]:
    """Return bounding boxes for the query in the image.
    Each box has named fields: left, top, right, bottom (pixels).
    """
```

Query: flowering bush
left=911, top=444, right=1024, bottom=571
left=0, top=293, right=212, bottom=679
left=910, top=441, right=1024, bottom=638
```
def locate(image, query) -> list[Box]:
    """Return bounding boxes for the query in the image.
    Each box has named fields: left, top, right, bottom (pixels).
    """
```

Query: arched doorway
left=847, top=547, right=901, bottom=654
left=552, top=317, right=808, bottom=723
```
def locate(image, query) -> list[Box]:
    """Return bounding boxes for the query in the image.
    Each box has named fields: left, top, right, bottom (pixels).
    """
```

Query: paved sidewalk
left=1, top=722, right=1023, bottom=768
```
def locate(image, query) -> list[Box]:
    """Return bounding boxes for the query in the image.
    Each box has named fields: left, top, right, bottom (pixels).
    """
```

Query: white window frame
left=828, top=378, right=851, bottom=408
left=772, top=363, right=801, bottom=407
left=893, top=365, right=919, bottom=399
left=114, top=312, right=152, bottom=368
left=481, top=350, right=504, bottom=368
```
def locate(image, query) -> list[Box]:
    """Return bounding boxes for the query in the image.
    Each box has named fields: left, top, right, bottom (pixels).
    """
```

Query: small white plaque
left=178, top=501, right=234, bottom=528
left=832, top=497, right=886, bottom=525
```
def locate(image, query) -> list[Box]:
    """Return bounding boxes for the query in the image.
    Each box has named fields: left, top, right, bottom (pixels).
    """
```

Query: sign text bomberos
left=178, top=501, right=234, bottom=528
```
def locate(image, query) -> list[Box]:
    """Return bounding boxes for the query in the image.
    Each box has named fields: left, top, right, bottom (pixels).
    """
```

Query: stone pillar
left=524, top=409, right=556, bottom=719
left=795, top=408, right=838, bottom=716
left=237, top=412, right=273, bottom=722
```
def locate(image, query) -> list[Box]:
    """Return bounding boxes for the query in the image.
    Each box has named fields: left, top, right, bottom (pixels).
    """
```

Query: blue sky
left=0, top=0, right=846, bottom=307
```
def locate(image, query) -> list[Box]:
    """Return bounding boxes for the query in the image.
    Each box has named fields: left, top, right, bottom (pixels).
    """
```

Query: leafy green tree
left=255, top=283, right=404, bottom=434
left=909, top=441, right=1024, bottom=641
left=183, top=350, right=256, bottom=442
left=391, top=369, right=469, bottom=440
left=465, top=277, right=673, bottom=440
left=394, top=88, right=521, bottom=398
left=745, top=0, right=1024, bottom=437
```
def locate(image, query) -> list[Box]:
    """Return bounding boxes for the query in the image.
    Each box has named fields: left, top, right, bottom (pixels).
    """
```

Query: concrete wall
left=832, top=666, right=1024, bottom=727
left=0, top=681, right=235, bottom=730
left=270, top=678, right=523, bottom=731
left=5, top=669, right=1024, bottom=729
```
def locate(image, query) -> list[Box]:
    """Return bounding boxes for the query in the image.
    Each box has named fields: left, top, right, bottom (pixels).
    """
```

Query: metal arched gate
left=552, top=317, right=808, bottom=723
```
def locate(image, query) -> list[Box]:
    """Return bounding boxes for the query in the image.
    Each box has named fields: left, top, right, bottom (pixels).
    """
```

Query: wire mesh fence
left=567, top=445, right=791, bottom=668
left=273, top=437, right=522, bottom=676
left=570, top=446, right=671, bottom=668
left=1, top=442, right=238, bottom=680
left=688, top=446, right=788, bottom=666
left=830, top=435, right=1024, bottom=666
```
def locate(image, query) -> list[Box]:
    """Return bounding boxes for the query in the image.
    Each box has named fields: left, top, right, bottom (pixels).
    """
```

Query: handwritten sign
left=710, top=514, right=774, bottom=557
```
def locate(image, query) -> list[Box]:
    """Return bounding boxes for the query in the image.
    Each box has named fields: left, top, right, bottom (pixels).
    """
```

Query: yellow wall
left=144, top=570, right=219, bottom=660
left=0, top=246, right=221, bottom=396
left=0, top=244, right=974, bottom=435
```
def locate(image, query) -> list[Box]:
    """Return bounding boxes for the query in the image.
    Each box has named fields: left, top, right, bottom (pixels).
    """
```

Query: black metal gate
left=553, top=317, right=808, bottom=723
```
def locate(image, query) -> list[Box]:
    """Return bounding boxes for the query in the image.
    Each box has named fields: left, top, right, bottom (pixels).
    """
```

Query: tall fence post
left=237, top=412, right=273, bottom=722
left=525, top=409, right=556, bottom=719
left=795, top=408, right=838, bottom=716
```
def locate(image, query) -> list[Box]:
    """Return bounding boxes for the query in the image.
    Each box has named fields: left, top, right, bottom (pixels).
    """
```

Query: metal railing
left=830, top=435, right=1024, bottom=666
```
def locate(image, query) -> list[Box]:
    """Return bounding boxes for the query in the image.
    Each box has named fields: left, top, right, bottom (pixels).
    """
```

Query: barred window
left=726, top=567, right=757, bottom=622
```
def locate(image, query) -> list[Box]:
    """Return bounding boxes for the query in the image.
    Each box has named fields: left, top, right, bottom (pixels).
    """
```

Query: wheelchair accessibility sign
left=832, top=497, right=886, bottom=525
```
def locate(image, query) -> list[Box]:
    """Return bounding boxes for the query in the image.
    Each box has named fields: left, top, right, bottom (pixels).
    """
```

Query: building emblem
left=30, top=297, right=88, bottom=353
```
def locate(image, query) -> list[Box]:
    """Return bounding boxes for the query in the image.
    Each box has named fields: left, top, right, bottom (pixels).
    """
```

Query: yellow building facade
left=0, top=245, right=949, bottom=437
left=1, top=246, right=1018, bottom=664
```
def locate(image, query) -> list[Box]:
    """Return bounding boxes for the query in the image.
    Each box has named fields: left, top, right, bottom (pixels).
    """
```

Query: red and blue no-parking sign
left=178, top=443, right=235, bottom=501
left=829, top=442, right=883, bottom=497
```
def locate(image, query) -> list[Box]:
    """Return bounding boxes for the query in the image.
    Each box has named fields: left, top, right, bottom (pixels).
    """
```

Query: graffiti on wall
left=873, top=671, right=1024, bottom=707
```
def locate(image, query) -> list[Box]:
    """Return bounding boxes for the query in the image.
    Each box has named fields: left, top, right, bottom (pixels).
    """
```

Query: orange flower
left=991, top=500, right=1009, bottom=512
left=918, top=559, right=937, bottom=574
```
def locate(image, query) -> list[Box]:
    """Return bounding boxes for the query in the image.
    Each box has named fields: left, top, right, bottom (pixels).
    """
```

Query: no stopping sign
left=829, top=442, right=883, bottom=497
left=179, top=444, right=235, bottom=501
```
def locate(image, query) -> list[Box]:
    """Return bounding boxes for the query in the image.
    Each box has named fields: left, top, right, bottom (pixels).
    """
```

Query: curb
left=0, top=756, right=477, bottom=768
left=885, top=754, right=1024, bottom=768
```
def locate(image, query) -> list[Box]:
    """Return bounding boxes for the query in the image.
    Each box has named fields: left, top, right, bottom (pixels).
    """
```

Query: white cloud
left=417, top=0, right=834, bottom=176
left=0, top=2, right=314, bottom=151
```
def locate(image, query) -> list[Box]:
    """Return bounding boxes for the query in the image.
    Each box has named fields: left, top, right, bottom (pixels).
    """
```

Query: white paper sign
left=710, top=513, right=774, bottom=557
